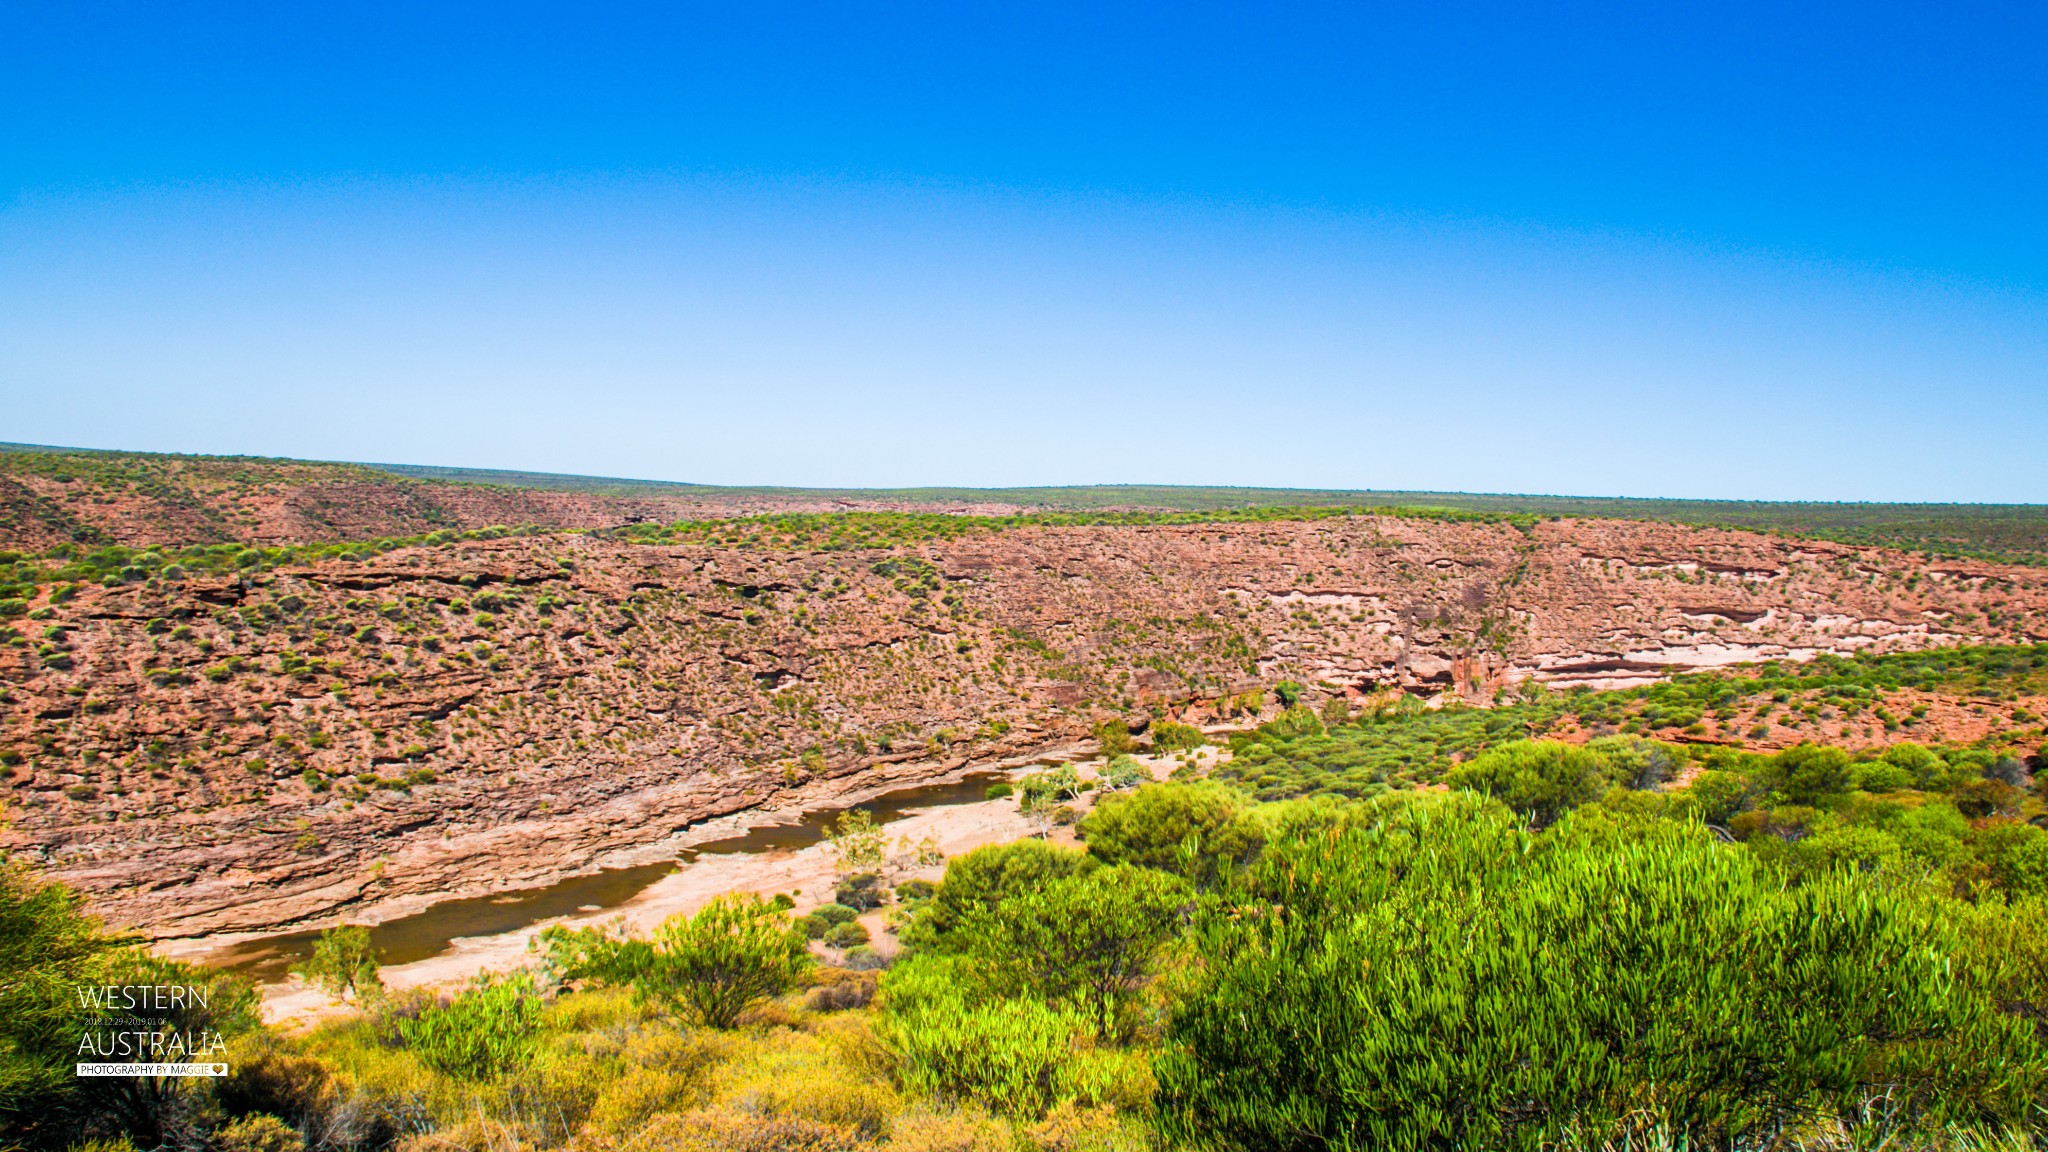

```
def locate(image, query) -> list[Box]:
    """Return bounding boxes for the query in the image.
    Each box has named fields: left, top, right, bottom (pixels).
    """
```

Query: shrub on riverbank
left=539, top=895, right=813, bottom=1029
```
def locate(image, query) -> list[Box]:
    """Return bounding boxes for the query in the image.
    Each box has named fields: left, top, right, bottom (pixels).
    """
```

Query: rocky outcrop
left=4, top=514, right=2042, bottom=938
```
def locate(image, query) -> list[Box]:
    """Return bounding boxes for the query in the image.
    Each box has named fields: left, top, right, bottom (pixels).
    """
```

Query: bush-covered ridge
left=1220, top=643, right=2048, bottom=804
left=0, top=526, right=548, bottom=602
left=605, top=504, right=1536, bottom=551
left=12, top=442, right=2048, bottom=563
left=0, top=503, right=1525, bottom=602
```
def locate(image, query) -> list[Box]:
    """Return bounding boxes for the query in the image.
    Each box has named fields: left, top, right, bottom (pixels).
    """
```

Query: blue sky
left=2, top=1, right=2044, bottom=500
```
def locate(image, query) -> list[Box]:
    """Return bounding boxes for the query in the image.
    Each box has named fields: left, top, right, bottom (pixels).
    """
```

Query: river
left=201, top=771, right=1007, bottom=983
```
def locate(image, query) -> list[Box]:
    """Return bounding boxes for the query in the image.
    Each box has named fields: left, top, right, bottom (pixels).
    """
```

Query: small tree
left=957, top=864, right=1192, bottom=1040
left=1447, top=740, right=1613, bottom=827
left=891, top=833, right=946, bottom=874
left=900, top=839, right=1094, bottom=953
left=826, top=809, right=889, bottom=877
left=1093, top=719, right=1134, bottom=757
left=1016, top=765, right=1085, bottom=838
left=1151, top=722, right=1207, bottom=754
left=544, top=894, right=813, bottom=1029
left=291, top=925, right=382, bottom=1002
left=1101, top=755, right=1146, bottom=791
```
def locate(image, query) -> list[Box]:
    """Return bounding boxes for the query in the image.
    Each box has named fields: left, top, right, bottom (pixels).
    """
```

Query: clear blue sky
left=3, top=1, right=2044, bottom=500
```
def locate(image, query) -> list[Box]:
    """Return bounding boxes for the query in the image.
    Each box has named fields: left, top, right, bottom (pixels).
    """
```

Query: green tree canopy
left=1078, top=782, right=1263, bottom=888
left=542, top=894, right=813, bottom=1029
left=900, top=838, right=1093, bottom=952
left=1446, top=739, right=1614, bottom=827
left=955, top=864, right=1193, bottom=1040
left=1157, top=793, right=2045, bottom=1150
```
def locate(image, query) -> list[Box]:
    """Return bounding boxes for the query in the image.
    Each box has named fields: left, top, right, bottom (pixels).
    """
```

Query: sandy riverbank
left=244, top=748, right=1220, bottom=1027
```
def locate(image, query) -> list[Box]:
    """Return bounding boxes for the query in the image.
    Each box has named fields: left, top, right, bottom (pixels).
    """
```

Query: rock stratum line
left=4, top=514, right=2041, bottom=938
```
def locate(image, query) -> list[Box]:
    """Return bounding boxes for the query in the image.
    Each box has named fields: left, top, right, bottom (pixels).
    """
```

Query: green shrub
left=1151, top=721, right=1207, bottom=753
left=1156, top=792, right=2045, bottom=1150
left=810, top=902, right=860, bottom=927
left=541, top=894, right=813, bottom=1029
left=1974, top=820, right=2048, bottom=897
left=983, top=781, right=1014, bottom=800
left=1100, top=755, right=1145, bottom=791
left=1582, top=735, right=1686, bottom=789
left=824, top=921, right=871, bottom=949
left=396, top=972, right=541, bottom=1080
left=1679, top=768, right=1754, bottom=825
left=1764, top=742, right=1856, bottom=804
left=1855, top=760, right=1915, bottom=793
left=842, top=945, right=887, bottom=972
left=290, top=925, right=382, bottom=1002
left=1079, top=782, right=1262, bottom=888
left=1094, top=720, right=1135, bottom=757
left=1258, top=704, right=1323, bottom=740
left=952, top=864, right=1191, bottom=1040
left=835, top=873, right=885, bottom=911
left=878, top=955, right=1149, bottom=1120
left=900, top=840, right=1093, bottom=953
left=1014, top=765, right=1086, bottom=813
left=212, top=1113, right=303, bottom=1152
left=879, top=956, right=1100, bottom=1118
left=1446, top=739, right=1613, bottom=827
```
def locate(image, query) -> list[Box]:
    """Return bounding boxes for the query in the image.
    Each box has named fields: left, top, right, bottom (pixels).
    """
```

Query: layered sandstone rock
left=4, top=514, right=2041, bottom=938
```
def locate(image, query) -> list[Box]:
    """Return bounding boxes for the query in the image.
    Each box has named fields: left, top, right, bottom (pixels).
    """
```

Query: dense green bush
left=1151, top=721, right=1208, bottom=753
left=1094, top=719, right=1135, bottom=757
left=949, top=864, right=1192, bottom=1040
left=1445, top=740, right=1617, bottom=827
left=290, top=924, right=382, bottom=1002
left=810, top=902, right=860, bottom=926
left=824, top=921, right=871, bottom=949
left=835, top=872, right=886, bottom=911
left=900, top=840, right=1093, bottom=952
left=879, top=955, right=1142, bottom=1119
left=1156, top=793, right=2047, bottom=1150
left=541, top=894, right=813, bottom=1029
left=792, top=903, right=858, bottom=945
left=878, top=861, right=1184, bottom=1118
left=1079, top=782, right=1263, bottom=888
left=1100, top=755, right=1146, bottom=791
left=396, top=972, right=541, bottom=1080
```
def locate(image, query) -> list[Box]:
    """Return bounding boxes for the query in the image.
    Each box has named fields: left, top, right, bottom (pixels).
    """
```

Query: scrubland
left=7, top=643, right=2048, bottom=1152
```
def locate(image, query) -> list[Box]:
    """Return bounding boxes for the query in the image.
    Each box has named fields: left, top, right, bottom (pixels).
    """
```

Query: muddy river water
left=202, top=772, right=1005, bottom=983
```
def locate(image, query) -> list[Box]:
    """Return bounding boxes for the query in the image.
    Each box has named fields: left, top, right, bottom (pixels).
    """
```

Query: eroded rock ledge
left=4, top=515, right=2040, bottom=936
